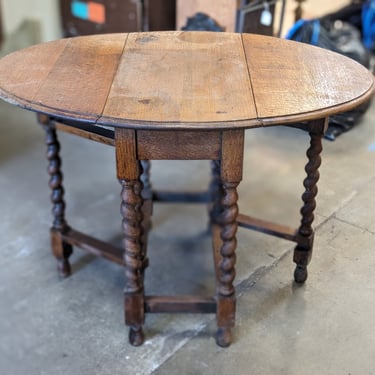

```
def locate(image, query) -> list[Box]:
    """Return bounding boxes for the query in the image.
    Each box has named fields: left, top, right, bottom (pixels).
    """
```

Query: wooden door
left=147, top=0, right=176, bottom=31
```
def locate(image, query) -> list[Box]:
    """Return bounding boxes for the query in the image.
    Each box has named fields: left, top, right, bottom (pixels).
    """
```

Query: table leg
left=215, top=130, right=244, bottom=347
left=116, top=128, right=145, bottom=346
left=120, top=176, right=145, bottom=346
left=140, top=160, right=152, bottom=273
left=209, top=160, right=223, bottom=225
left=140, top=160, right=152, bottom=199
left=43, top=121, right=73, bottom=277
left=294, top=120, right=325, bottom=283
left=216, top=180, right=239, bottom=347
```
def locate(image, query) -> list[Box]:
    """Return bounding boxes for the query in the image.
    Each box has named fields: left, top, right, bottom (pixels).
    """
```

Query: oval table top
left=0, top=31, right=374, bottom=130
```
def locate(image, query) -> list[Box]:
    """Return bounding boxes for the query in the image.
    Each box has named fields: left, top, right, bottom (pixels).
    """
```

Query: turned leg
left=216, top=181, right=239, bottom=347
left=43, top=121, right=73, bottom=277
left=215, top=129, right=244, bottom=347
left=139, top=160, right=152, bottom=275
left=294, top=129, right=323, bottom=283
left=140, top=160, right=152, bottom=200
left=116, top=128, right=146, bottom=346
left=209, top=160, right=223, bottom=225
left=120, top=176, right=145, bottom=346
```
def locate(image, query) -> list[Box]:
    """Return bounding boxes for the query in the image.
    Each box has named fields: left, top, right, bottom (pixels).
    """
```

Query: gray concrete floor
left=1, top=25, right=375, bottom=375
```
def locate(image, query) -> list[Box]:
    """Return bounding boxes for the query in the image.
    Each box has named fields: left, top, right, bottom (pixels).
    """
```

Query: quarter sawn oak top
left=0, top=31, right=373, bottom=129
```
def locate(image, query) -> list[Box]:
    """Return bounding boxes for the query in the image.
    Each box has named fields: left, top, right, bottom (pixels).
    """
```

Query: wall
left=0, top=0, right=352, bottom=42
left=1, top=0, right=61, bottom=41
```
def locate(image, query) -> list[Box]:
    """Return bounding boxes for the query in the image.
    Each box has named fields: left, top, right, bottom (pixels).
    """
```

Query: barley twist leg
left=120, top=174, right=145, bottom=346
left=44, top=124, right=72, bottom=277
left=209, top=160, right=223, bottom=225
left=294, top=131, right=323, bottom=283
left=216, top=181, right=238, bottom=347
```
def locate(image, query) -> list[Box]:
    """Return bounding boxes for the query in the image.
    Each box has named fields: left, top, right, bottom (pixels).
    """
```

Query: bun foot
left=129, top=327, right=145, bottom=346
left=216, top=327, right=232, bottom=348
left=294, top=265, right=308, bottom=284
left=57, top=259, right=71, bottom=278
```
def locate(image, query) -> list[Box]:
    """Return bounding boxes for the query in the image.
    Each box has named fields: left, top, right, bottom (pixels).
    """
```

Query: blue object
left=285, top=19, right=320, bottom=46
left=71, top=1, right=89, bottom=21
left=310, top=20, right=320, bottom=46
left=362, top=0, right=375, bottom=50
left=284, top=19, right=307, bottom=41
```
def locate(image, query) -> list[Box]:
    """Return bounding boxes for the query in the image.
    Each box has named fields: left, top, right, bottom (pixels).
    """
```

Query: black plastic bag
left=181, top=13, right=224, bottom=32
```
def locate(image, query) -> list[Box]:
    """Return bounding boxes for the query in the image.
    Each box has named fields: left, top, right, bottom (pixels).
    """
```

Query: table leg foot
left=129, top=326, right=145, bottom=346
left=57, top=242, right=73, bottom=278
left=51, top=228, right=73, bottom=278
left=57, top=258, right=71, bottom=278
left=216, top=327, right=232, bottom=347
left=293, top=244, right=312, bottom=284
left=294, top=265, right=308, bottom=284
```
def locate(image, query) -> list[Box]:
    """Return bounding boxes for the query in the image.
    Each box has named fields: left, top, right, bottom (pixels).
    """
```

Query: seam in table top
left=95, top=33, right=130, bottom=125
left=240, top=33, right=260, bottom=123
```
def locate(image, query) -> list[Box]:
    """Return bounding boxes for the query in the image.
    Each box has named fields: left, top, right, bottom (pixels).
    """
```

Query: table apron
left=136, top=129, right=221, bottom=160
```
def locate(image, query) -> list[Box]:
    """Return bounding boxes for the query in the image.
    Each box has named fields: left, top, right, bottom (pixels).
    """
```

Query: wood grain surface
left=0, top=31, right=373, bottom=129
left=101, top=31, right=256, bottom=126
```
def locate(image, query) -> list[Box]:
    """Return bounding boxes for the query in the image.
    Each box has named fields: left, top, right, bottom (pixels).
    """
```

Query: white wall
left=2, top=0, right=62, bottom=41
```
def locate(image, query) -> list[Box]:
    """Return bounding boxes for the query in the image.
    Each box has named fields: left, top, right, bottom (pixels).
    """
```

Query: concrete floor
left=1, top=19, right=375, bottom=375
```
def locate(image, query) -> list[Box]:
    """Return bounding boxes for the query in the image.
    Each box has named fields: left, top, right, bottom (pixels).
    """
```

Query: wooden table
left=0, top=31, right=373, bottom=347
